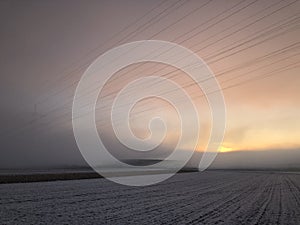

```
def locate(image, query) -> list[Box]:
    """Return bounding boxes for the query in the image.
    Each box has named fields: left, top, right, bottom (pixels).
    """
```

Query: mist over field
left=209, top=149, right=300, bottom=170
left=1, top=145, right=300, bottom=171
left=1, top=0, right=300, bottom=223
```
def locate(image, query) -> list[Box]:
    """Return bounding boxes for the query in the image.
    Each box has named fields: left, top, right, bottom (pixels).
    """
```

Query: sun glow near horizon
left=219, top=146, right=234, bottom=153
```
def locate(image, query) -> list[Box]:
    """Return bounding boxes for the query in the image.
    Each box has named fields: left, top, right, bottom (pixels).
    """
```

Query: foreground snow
left=0, top=171, right=299, bottom=224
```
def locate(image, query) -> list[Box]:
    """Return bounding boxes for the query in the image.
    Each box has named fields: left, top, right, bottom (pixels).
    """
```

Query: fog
left=209, top=149, right=300, bottom=170
left=1, top=0, right=299, bottom=171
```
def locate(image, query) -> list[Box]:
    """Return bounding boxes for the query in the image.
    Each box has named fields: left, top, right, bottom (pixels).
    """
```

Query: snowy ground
left=0, top=171, right=299, bottom=224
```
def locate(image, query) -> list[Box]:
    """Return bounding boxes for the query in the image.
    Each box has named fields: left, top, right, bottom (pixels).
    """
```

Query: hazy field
left=1, top=171, right=300, bottom=224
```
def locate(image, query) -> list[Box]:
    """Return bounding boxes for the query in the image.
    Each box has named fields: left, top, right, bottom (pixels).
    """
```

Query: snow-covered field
left=0, top=171, right=299, bottom=224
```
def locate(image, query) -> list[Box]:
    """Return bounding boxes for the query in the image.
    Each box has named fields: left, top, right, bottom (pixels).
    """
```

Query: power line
left=38, top=0, right=257, bottom=111
left=3, top=41, right=298, bottom=139
left=35, top=0, right=189, bottom=105
left=66, top=0, right=297, bottom=104
left=1, top=0, right=298, bottom=139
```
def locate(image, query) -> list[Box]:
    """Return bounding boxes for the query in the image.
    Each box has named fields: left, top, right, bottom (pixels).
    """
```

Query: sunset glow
left=219, top=146, right=234, bottom=153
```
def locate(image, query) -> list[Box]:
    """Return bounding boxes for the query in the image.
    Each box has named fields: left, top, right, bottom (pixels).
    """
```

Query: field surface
left=0, top=171, right=300, bottom=224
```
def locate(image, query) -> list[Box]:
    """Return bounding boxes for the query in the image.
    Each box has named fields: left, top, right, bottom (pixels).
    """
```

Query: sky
left=0, top=0, right=299, bottom=169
